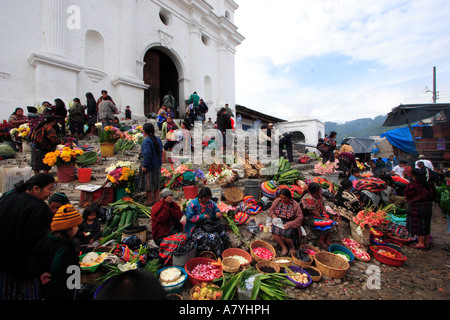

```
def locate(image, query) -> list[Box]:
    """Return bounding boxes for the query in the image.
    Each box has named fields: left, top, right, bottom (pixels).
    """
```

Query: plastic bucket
left=183, top=185, right=198, bottom=200
left=78, top=168, right=92, bottom=183
left=244, top=180, right=261, bottom=200
left=173, top=245, right=197, bottom=267
left=100, top=142, right=114, bottom=157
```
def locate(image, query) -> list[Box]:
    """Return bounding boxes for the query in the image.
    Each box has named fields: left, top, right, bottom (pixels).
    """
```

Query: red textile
left=151, top=199, right=183, bottom=241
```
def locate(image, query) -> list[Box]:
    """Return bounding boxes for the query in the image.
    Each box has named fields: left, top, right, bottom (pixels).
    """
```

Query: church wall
left=0, top=0, right=243, bottom=121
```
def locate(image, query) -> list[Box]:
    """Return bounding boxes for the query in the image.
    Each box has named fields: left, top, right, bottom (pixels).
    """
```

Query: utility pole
left=432, top=66, right=437, bottom=103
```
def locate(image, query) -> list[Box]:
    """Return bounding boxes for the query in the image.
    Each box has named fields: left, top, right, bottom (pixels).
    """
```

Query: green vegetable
left=99, top=223, right=131, bottom=245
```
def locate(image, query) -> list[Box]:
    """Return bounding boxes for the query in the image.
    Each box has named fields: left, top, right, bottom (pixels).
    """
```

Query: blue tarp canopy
left=380, top=126, right=417, bottom=154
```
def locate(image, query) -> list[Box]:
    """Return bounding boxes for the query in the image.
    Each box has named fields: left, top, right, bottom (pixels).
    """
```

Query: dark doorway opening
left=143, top=48, right=179, bottom=117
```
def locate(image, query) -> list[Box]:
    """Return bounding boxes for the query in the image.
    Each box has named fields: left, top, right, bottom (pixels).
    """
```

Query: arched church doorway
left=143, top=47, right=179, bottom=117
left=291, top=131, right=306, bottom=153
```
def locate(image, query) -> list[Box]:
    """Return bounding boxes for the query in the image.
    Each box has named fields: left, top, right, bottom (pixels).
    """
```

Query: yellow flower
left=43, top=152, right=57, bottom=166
left=107, top=174, right=117, bottom=184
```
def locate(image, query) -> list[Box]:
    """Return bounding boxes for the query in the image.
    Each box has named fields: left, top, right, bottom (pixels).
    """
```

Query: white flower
left=117, top=262, right=137, bottom=272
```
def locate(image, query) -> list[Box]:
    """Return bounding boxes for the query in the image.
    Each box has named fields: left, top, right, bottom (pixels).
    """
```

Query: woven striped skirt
left=0, top=272, right=41, bottom=300
left=31, top=148, right=52, bottom=171
left=406, top=202, right=433, bottom=236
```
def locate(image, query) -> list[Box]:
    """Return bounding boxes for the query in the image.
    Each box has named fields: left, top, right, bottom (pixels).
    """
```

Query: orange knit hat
left=51, top=204, right=82, bottom=231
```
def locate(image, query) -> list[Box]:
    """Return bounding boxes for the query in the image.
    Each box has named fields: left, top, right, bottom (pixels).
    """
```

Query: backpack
left=317, top=142, right=330, bottom=155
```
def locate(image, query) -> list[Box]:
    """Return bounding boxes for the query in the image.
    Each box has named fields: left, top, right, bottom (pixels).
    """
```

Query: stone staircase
left=0, top=118, right=320, bottom=206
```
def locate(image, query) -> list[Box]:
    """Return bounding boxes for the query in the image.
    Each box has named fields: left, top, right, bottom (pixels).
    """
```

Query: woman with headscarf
left=151, top=188, right=185, bottom=246
left=0, top=173, right=55, bottom=300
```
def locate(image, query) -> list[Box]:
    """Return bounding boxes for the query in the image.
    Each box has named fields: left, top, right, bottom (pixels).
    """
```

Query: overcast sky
left=233, top=0, right=450, bottom=123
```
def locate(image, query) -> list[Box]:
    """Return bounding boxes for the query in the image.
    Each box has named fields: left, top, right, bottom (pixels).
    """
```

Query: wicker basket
left=225, top=187, right=244, bottom=206
left=222, top=257, right=241, bottom=273
left=313, top=251, right=350, bottom=279
left=81, top=271, right=103, bottom=285
left=291, top=250, right=313, bottom=268
left=302, top=266, right=322, bottom=282
left=275, top=257, right=292, bottom=269
left=256, top=260, right=280, bottom=274
left=198, top=251, right=217, bottom=261
left=250, top=240, right=276, bottom=262
left=222, top=248, right=252, bottom=268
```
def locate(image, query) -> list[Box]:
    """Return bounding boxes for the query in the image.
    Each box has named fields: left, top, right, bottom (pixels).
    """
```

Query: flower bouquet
left=204, top=164, right=235, bottom=186
left=106, top=161, right=138, bottom=193
left=314, top=160, right=338, bottom=175
left=0, top=120, right=12, bottom=142
left=10, top=123, right=30, bottom=142
left=43, top=144, right=84, bottom=167
left=162, top=164, right=191, bottom=189
left=97, top=125, right=123, bottom=143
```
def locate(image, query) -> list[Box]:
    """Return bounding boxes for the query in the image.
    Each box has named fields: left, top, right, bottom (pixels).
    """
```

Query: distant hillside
left=325, top=115, right=406, bottom=142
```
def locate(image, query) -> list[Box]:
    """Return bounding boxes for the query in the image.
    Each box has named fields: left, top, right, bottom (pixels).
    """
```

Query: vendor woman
left=269, top=188, right=303, bottom=256
left=300, top=182, right=337, bottom=250
left=184, top=187, right=222, bottom=237
left=151, top=188, right=185, bottom=246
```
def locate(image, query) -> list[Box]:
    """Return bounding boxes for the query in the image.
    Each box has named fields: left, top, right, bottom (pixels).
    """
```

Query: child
left=125, top=105, right=132, bottom=120
left=75, top=205, right=102, bottom=248
left=138, top=122, right=163, bottom=206
left=48, top=192, right=70, bottom=216
left=29, top=204, right=82, bottom=300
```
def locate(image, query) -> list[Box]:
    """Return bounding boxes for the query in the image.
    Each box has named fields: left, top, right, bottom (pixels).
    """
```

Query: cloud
left=234, top=0, right=450, bottom=123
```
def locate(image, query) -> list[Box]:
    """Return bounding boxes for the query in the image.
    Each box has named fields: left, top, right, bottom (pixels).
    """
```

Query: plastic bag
left=246, top=218, right=260, bottom=235
left=272, top=217, right=285, bottom=229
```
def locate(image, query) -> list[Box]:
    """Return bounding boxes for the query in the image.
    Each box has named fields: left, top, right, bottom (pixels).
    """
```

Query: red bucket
left=183, top=185, right=198, bottom=200
left=78, top=168, right=92, bottom=183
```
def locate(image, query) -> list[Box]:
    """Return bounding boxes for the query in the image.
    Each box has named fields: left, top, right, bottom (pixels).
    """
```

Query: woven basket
left=302, top=266, right=322, bottom=282
left=222, top=257, right=241, bottom=273
left=313, top=251, right=349, bottom=279
left=250, top=240, right=276, bottom=262
left=256, top=260, right=280, bottom=274
left=275, top=257, right=292, bottom=269
left=198, top=251, right=217, bottom=261
left=222, top=248, right=252, bottom=268
left=291, top=250, right=313, bottom=268
left=225, top=187, right=244, bottom=206
left=76, top=151, right=98, bottom=166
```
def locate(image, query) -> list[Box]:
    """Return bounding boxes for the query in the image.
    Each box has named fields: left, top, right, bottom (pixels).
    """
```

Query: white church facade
left=0, top=0, right=244, bottom=121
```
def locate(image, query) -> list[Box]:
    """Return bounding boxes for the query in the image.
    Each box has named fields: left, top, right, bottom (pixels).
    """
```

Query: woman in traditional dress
left=300, top=182, right=336, bottom=250
left=269, top=188, right=303, bottom=255
left=405, top=169, right=436, bottom=249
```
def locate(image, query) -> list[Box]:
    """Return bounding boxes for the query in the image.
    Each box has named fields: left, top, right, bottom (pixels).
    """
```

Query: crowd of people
left=318, top=131, right=441, bottom=252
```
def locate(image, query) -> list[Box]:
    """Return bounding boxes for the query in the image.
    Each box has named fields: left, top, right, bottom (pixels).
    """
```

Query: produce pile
left=191, top=283, right=223, bottom=300
left=100, top=198, right=151, bottom=245
left=159, top=267, right=186, bottom=286
left=189, top=263, right=222, bottom=281
left=286, top=269, right=310, bottom=284
left=264, top=156, right=304, bottom=185
left=252, top=247, right=274, bottom=260
left=80, top=252, right=108, bottom=268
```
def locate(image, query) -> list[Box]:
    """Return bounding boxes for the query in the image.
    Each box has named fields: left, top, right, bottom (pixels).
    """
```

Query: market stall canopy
left=380, top=126, right=417, bottom=154
left=382, top=103, right=450, bottom=127
left=341, top=137, right=376, bottom=154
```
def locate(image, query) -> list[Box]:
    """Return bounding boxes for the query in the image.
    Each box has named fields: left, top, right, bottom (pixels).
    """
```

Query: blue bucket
left=329, top=244, right=354, bottom=263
